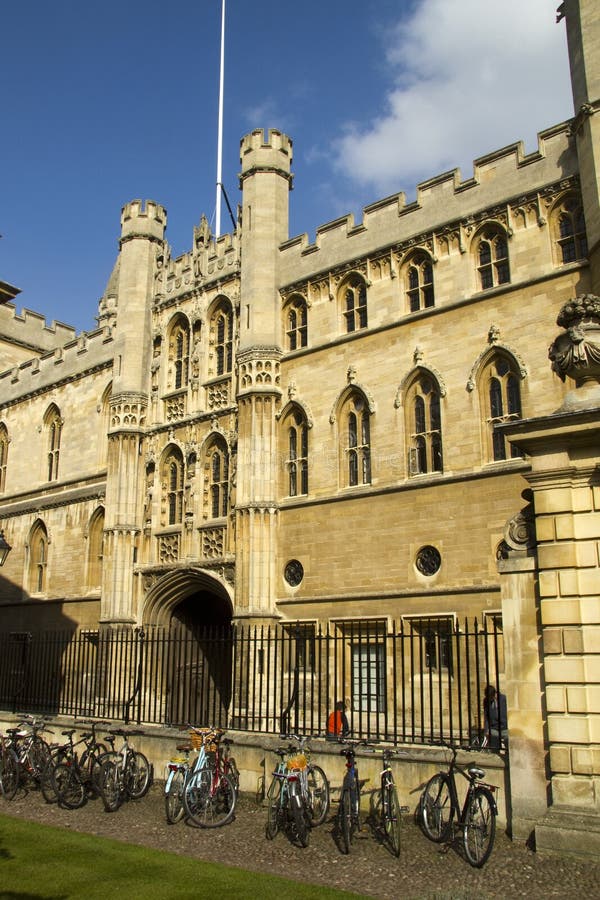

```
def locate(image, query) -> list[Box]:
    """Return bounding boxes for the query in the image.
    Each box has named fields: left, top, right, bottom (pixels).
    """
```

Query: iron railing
left=0, top=617, right=503, bottom=746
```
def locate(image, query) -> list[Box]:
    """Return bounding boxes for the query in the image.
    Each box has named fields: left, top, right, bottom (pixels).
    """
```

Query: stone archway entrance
left=143, top=568, right=234, bottom=727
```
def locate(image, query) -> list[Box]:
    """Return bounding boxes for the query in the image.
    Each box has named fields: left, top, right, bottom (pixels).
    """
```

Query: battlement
left=239, top=129, right=293, bottom=177
left=279, top=119, right=576, bottom=281
left=158, top=227, right=241, bottom=303
left=0, top=319, right=114, bottom=403
left=0, top=303, right=77, bottom=352
left=121, top=199, right=167, bottom=242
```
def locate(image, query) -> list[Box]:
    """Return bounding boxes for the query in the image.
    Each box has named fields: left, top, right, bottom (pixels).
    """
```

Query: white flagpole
left=215, top=0, right=225, bottom=238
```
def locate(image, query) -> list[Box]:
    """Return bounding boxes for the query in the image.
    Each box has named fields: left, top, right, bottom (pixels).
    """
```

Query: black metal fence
left=0, top=617, right=503, bottom=746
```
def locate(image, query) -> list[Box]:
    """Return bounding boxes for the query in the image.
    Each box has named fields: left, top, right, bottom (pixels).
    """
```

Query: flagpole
left=215, top=0, right=225, bottom=238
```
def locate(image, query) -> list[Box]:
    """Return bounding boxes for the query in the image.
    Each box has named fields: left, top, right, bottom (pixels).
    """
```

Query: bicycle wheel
left=28, top=739, right=51, bottom=782
left=307, top=764, right=330, bottom=827
left=99, top=760, right=122, bottom=812
left=185, top=768, right=236, bottom=828
left=337, top=788, right=353, bottom=854
left=0, top=748, right=20, bottom=801
left=384, top=783, right=402, bottom=858
left=165, top=768, right=186, bottom=824
left=225, top=756, right=240, bottom=795
left=421, top=773, right=453, bottom=843
left=463, top=787, right=496, bottom=867
left=265, top=776, right=282, bottom=839
left=288, top=781, right=310, bottom=848
left=53, top=762, right=86, bottom=810
left=125, top=751, right=152, bottom=799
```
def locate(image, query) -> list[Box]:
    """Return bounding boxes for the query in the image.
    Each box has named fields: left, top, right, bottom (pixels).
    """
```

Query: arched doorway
left=143, top=568, right=234, bottom=727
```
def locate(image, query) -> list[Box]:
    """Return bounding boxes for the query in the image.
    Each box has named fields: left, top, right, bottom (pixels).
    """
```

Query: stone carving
left=497, top=492, right=536, bottom=558
left=548, top=294, right=600, bottom=409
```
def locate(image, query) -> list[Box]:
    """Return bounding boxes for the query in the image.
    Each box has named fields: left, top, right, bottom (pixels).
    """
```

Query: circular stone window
left=416, top=545, right=441, bottom=576
left=284, top=559, right=304, bottom=587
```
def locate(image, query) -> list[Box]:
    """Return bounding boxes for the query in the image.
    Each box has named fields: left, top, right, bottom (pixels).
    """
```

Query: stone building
left=0, top=0, right=599, bottom=849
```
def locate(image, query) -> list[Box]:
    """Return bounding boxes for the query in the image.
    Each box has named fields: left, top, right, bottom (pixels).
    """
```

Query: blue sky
left=2, top=0, right=573, bottom=334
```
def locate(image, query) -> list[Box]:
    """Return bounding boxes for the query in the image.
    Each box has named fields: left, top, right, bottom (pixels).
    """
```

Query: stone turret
left=561, top=0, right=600, bottom=288
left=234, top=130, right=292, bottom=622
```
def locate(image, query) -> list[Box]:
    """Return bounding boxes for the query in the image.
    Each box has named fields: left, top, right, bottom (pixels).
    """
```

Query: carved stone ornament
left=548, top=293, right=600, bottom=410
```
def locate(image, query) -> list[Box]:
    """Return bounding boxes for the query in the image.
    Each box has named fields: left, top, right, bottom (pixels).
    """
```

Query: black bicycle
left=419, top=743, right=498, bottom=867
left=369, top=747, right=408, bottom=858
left=335, top=740, right=369, bottom=854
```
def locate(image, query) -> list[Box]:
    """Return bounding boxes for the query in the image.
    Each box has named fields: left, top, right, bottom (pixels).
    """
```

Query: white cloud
left=332, top=0, right=574, bottom=195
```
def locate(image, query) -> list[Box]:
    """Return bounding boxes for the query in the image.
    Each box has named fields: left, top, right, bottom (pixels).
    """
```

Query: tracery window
left=213, top=301, right=233, bottom=376
left=163, top=447, right=184, bottom=525
left=285, top=297, right=308, bottom=351
left=342, top=277, right=368, bottom=334
left=285, top=409, right=309, bottom=497
left=45, top=405, right=62, bottom=482
left=208, top=443, right=229, bottom=519
left=482, top=356, right=523, bottom=461
left=406, top=254, right=435, bottom=312
left=0, top=424, right=8, bottom=492
left=342, top=392, right=371, bottom=486
left=406, top=375, right=443, bottom=476
left=554, top=196, right=587, bottom=264
left=477, top=228, right=510, bottom=290
left=169, top=317, right=190, bottom=390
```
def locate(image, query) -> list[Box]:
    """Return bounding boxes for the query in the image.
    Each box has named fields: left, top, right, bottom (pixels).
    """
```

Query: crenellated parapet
left=156, top=227, right=241, bottom=304
left=239, top=128, right=293, bottom=185
left=0, top=322, right=114, bottom=406
left=120, top=199, right=167, bottom=246
left=0, top=302, right=77, bottom=353
left=278, top=121, right=576, bottom=282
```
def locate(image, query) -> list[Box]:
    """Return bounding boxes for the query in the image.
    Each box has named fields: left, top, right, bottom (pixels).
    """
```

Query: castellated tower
left=102, top=200, right=167, bottom=626
left=563, top=0, right=600, bottom=289
left=235, top=129, right=293, bottom=622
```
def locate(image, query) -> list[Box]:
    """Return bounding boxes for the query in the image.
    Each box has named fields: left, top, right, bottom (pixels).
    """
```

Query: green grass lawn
left=0, top=814, right=361, bottom=900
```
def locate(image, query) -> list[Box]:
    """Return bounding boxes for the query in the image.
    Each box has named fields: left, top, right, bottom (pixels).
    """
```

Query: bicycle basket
left=286, top=753, right=308, bottom=771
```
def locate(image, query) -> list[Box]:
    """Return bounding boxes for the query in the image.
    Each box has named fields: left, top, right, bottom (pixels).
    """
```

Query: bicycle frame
left=445, top=747, right=498, bottom=826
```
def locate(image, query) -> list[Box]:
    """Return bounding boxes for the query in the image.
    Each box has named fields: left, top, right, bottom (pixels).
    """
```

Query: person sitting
left=483, top=684, right=508, bottom=750
left=327, top=700, right=350, bottom=738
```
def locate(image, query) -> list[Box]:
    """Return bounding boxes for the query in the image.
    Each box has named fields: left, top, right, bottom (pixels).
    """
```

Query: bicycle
left=98, top=729, right=153, bottom=812
left=181, top=727, right=236, bottom=828
left=0, top=733, right=20, bottom=800
left=369, top=747, right=409, bottom=858
left=48, top=725, right=110, bottom=809
left=419, top=742, right=498, bottom=867
left=265, top=743, right=312, bottom=847
left=281, top=734, right=330, bottom=827
left=335, top=740, right=369, bottom=855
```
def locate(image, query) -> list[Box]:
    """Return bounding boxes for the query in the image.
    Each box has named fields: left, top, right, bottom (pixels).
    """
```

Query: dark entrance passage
left=166, top=589, right=233, bottom=727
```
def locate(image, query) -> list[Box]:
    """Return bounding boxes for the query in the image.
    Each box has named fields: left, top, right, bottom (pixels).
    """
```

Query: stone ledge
left=536, top=806, right=600, bottom=858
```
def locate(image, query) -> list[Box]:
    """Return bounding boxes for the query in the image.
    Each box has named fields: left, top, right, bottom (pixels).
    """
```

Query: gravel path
left=1, top=781, right=599, bottom=899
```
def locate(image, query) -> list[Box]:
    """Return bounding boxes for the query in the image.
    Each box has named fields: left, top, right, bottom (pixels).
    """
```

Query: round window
left=284, top=559, right=304, bottom=587
left=416, top=545, right=441, bottom=576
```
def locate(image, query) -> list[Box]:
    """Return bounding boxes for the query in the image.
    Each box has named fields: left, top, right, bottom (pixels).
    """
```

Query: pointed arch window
left=285, top=298, right=308, bottom=351
left=477, top=229, right=510, bottom=290
left=555, top=196, right=587, bottom=264
left=29, top=522, right=48, bottom=594
left=342, top=277, right=368, bottom=334
left=45, top=407, right=63, bottom=482
left=163, top=448, right=184, bottom=525
left=86, top=508, right=105, bottom=591
left=0, top=424, right=8, bottom=493
left=170, top=319, right=190, bottom=390
left=343, top=393, right=371, bottom=486
left=214, top=303, right=233, bottom=376
left=483, top=356, right=522, bottom=461
left=407, top=375, right=443, bottom=476
left=286, top=410, right=309, bottom=497
left=407, top=255, right=435, bottom=312
left=208, top=443, right=229, bottom=518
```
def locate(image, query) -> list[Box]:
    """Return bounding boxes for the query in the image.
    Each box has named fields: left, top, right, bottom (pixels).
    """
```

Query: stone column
left=497, top=500, right=550, bottom=842
left=500, top=294, right=600, bottom=855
